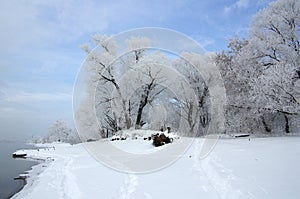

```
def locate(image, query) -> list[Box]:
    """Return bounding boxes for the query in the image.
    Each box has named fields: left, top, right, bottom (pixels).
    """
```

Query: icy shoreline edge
left=11, top=144, right=57, bottom=199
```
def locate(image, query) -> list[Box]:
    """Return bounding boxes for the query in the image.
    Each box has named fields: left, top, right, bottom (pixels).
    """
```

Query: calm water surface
left=0, top=141, right=38, bottom=199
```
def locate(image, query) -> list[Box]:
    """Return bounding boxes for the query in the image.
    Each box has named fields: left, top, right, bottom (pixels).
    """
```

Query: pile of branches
left=152, top=133, right=173, bottom=147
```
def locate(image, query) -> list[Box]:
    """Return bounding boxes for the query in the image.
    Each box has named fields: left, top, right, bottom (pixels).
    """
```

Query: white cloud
left=224, top=0, right=249, bottom=14
left=236, top=0, right=249, bottom=8
left=0, top=0, right=190, bottom=55
left=0, top=0, right=110, bottom=54
left=192, top=35, right=215, bottom=49
left=1, top=90, right=72, bottom=103
left=256, top=0, right=273, bottom=6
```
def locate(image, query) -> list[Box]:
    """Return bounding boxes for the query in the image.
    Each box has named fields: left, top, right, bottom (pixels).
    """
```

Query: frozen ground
left=12, top=136, right=300, bottom=199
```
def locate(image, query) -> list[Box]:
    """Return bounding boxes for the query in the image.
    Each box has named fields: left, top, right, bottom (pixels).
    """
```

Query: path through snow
left=12, top=137, right=300, bottom=199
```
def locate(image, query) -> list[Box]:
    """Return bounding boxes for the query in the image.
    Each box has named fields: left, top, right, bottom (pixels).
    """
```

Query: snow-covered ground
left=12, top=136, right=300, bottom=199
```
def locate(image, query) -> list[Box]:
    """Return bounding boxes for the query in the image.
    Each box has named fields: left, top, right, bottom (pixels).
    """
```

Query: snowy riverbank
left=12, top=137, right=300, bottom=199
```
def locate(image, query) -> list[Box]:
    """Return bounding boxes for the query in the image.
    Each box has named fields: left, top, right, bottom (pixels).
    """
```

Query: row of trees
left=75, top=35, right=211, bottom=140
left=216, top=0, right=300, bottom=134
left=75, top=0, right=299, bottom=139
left=31, top=120, right=80, bottom=144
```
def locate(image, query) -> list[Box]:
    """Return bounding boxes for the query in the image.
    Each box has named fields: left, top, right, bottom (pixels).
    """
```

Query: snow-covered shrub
left=44, top=120, right=81, bottom=144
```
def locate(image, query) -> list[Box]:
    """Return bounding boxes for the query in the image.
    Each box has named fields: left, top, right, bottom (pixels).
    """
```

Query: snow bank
left=110, top=129, right=180, bottom=154
left=12, top=137, right=300, bottom=199
left=111, top=129, right=179, bottom=140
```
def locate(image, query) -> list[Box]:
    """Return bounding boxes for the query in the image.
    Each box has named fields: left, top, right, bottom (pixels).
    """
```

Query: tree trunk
left=188, top=103, right=197, bottom=134
left=135, top=82, right=153, bottom=129
left=135, top=102, right=146, bottom=129
left=122, top=99, right=131, bottom=129
left=284, top=114, right=290, bottom=134
left=102, top=76, right=131, bottom=130
left=261, top=115, right=271, bottom=133
left=115, top=85, right=131, bottom=129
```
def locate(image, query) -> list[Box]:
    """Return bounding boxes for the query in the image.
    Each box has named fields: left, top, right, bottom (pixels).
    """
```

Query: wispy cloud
left=1, top=91, right=72, bottom=103
left=0, top=82, right=71, bottom=103
left=0, top=0, right=110, bottom=55
left=191, top=35, right=215, bottom=50
left=0, top=0, right=191, bottom=55
left=224, top=0, right=250, bottom=14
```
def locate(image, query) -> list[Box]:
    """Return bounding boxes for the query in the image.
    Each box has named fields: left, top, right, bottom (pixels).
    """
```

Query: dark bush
left=152, top=133, right=173, bottom=147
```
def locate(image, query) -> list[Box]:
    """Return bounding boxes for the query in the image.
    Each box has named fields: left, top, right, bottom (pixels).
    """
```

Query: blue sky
left=0, top=0, right=274, bottom=141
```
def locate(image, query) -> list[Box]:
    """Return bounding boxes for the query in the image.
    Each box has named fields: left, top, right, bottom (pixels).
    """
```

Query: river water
left=0, top=141, right=37, bottom=199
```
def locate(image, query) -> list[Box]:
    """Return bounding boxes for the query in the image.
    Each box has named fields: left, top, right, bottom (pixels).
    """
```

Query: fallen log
left=233, top=134, right=250, bottom=138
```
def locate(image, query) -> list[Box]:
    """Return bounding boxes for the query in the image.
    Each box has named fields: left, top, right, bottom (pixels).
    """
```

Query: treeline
left=215, top=0, right=300, bottom=135
left=31, top=119, right=80, bottom=144
left=74, top=0, right=299, bottom=139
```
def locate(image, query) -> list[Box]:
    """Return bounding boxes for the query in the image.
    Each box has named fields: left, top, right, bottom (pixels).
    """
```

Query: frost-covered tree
left=245, top=0, right=299, bottom=133
left=75, top=34, right=118, bottom=140
left=44, top=120, right=80, bottom=144
left=215, top=37, right=261, bottom=134
left=79, top=34, right=173, bottom=136
left=173, top=53, right=211, bottom=135
left=93, top=34, right=132, bottom=129
left=30, top=135, right=43, bottom=144
left=77, top=32, right=218, bottom=137
left=133, top=68, right=166, bottom=129
left=77, top=34, right=131, bottom=140
left=217, top=0, right=300, bottom=134
left=127, top=52, right=169, bottom=129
